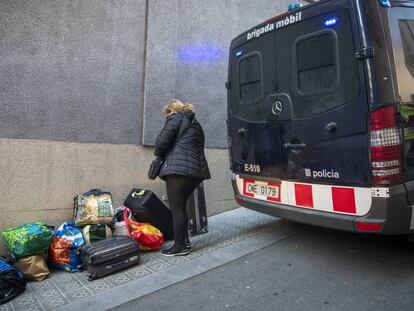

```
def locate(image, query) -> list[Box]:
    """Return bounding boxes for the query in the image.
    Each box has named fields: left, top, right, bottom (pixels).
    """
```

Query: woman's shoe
left=185, top=236, right=191, bottom=249
left=162, top=244, right=190, bottom=257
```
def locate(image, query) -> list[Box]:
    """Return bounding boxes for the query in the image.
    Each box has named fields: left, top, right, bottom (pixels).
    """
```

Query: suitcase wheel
left=88, top=273, right=97, bottom=281
left=76, top=264, right=85, bottom=272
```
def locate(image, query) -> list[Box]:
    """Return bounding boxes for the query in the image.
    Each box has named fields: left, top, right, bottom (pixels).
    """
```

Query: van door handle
left=283, top=143, right=306, bottom=149
left=325, top=122, right=338, bottom=132
left=237, top=128, right=247, bottom=138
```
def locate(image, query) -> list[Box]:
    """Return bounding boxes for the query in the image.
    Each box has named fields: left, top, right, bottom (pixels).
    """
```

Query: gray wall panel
left=1, top=0, right=299, bottom=147
left=143, top=0, right=294, bottom=148
left=0, top=0, right=146, bottom=144
left=142, top=0, right=178, bottom=145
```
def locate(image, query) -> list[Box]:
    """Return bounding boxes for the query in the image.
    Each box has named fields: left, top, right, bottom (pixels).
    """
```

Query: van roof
left=232, top=0, right=414, bottom=48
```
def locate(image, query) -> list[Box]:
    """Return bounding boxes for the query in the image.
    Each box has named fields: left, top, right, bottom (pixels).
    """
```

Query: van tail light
left=369, top=105, right=403, bottom=184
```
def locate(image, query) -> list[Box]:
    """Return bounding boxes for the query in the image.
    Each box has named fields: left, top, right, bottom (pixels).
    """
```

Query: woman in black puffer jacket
left=154, top=100, right=210, bottom=256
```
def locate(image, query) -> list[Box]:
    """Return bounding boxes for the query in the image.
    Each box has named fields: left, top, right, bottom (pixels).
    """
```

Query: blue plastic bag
left=48, top=222, right=84, bottom=272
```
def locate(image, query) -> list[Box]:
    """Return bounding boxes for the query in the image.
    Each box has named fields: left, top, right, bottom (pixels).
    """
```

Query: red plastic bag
left=130, top=222, right=164, bottom=251
left=123, top=209, right=164, bottom=251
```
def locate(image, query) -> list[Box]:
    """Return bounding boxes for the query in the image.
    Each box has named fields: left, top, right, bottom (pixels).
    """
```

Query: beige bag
left=74, top=190, right=114, bottom=226
left=14, top=255, right=50, bottom=282
left=82, top=224, right=113, bottom=244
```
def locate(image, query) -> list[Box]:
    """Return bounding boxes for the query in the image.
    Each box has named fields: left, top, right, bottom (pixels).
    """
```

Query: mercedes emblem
left=272, top=101, right=283, bottom=115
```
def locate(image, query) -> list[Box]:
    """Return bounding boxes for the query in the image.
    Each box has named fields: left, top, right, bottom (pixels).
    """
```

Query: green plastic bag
left=2, top=222, right=54, bottom=259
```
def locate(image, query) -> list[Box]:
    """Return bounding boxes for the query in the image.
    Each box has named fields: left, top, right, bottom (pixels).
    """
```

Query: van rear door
left=228, top=26, right=290, bottom=179
left=273, top=6, right=371, bottom=186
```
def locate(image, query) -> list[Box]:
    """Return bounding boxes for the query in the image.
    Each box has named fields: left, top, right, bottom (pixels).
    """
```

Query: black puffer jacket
left=154, top=111, right=211, bottom=180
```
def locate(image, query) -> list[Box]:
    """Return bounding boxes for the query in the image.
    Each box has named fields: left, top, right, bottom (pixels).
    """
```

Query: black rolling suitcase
left=124, top=189, right=174, bottom=240
left=186, top=182, right=208, bottom=236
left=79, top=236, right=140, bottom=281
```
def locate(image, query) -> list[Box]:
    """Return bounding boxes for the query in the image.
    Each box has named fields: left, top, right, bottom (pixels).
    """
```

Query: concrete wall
left=0, top=0, right=146, bottom=144
left=0, top=0, right=297, bottom=253
left=0, top=139, right=233, bottom=230
left=143, top=0, right=294, bottom=148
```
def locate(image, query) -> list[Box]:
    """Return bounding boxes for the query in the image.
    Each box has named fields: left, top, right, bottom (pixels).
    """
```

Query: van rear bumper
left=233, top=181, right=414, bottom=235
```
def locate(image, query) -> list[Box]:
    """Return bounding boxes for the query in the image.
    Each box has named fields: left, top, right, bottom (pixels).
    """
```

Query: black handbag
left=148, top=116, right=194, bottom=180
left=147, top=156, right=164, bottom=180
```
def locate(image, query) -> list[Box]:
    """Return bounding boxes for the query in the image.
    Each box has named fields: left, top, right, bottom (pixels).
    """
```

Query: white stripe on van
left=236, top=175, right=373, bottom=217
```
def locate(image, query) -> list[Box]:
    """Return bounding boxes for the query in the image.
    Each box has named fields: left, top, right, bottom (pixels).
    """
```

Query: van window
left=295, top=32, right=338, bottom=94
left=275, top=9, right=360, bottom=119
left=389, top=8, right=414, bottom=103
left=400, top=19, right=414, bottom=79
left=239, top=53, right=263, bottom=105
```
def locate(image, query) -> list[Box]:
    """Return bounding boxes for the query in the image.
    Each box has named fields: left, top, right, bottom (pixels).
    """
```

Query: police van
left=226, top=0, right=414, bottom=234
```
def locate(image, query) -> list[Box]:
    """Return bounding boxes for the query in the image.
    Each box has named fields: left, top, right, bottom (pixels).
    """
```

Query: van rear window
left=296, top=32, right=338, bottom=94
left=389, top=8, right=414, bottom=103
left=399, top=19, right=414, bottom=79
left=239, top=53, right=263, bottom=105
left=275, top=9, right=360, bottom=119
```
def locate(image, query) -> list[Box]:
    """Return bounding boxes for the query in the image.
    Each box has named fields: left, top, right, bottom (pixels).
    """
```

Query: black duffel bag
left=0, top=259, right=26, bottom=305
left=124, top=189, right=174, bottom=240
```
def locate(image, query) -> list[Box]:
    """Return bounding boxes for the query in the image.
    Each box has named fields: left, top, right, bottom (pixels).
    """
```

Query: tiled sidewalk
left=0, top=208, right=295, bottom=311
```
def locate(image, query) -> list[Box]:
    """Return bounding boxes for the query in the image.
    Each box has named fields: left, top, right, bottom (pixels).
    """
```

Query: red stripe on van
left=294, top=184, right=313, bottom=208
left=332, top=187, right=356, bottom=214
left=243, top=179, right=255, bottom=197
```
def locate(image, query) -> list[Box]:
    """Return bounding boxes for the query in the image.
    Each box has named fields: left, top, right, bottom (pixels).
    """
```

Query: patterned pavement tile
left=230, top=235, right=244, bottom=243
left=144, top=260, right=169, bottom=273
left=141, top=256, right=167, bottom=266
left=28, top=280, right=54, bottom=292
left=86, top=280, right=113, bottom=294
left=158, top=255, right=188, bottom=266
left=11, top=293, right=37, bottom=310
left=106, top=273, right=134, bottom=287
left=51, top=279, right=82, bottom=294
left=40, top=295, right=69, bottom=310
left=185, top=250, right=204, bottom=260
left=145, top=252, right=166, bottom=260
left=64, top=288, right=92, bottom=303
left=216, top=239, right=234, bottom=248
left=126, top=266, right=152, bottom=279
left=140, top=254, right=157, bottom=265
left=0, top=303, right=13, bottom=311
left=50, top=273, right=76, bottom=283
left=31, top=284, right=60, bottom=302
left=241, top=231, right=256, bottom=238
left=73, top=272, right=91, bottom=285
left=15, top=303, right=43, bottom=311
left=199, top=244, right=220, bottom=254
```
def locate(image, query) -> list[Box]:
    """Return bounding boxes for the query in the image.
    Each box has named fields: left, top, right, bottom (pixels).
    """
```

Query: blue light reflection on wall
left=178, top=44, right=225, bottom=64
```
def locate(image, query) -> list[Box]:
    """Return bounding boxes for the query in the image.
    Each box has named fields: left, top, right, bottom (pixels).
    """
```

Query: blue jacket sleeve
left=154, top=113, right=183, bottom=157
